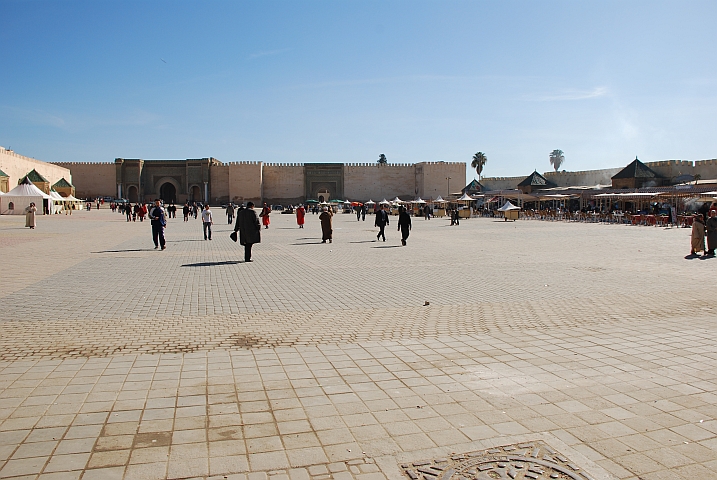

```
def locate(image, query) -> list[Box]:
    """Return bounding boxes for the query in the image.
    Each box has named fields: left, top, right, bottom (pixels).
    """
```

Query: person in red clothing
left=296, top=205, right=305, bottom=228
left=259, top=203, right=271, bottom=229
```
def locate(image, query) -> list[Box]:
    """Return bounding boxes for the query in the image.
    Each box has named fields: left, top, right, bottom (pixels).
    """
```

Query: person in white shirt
left=201, top=204, right=213, bottom=240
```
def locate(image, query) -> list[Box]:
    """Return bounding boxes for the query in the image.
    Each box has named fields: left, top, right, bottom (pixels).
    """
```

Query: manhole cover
left=401, top=441, right=594, bottom=480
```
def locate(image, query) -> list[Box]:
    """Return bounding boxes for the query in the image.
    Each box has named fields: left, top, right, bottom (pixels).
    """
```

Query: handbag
left=230, top=231, right=238, bottom=242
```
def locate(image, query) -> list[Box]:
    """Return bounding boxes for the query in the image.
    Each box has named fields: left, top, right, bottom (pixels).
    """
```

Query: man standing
left=149, top=199, right=167, bottom=250
left=397, top=205, right=412, bottom=246
left=235, top=201, right=261, bottom=262
left=319, top=206, right=333, bottom=243
left=226, top=203, right=235, bottom=224
left=375, top=204, right=389, bottom=242
left=202, top=204, right=213, bottom=240
left=706, top=209, right=717, bottom=256
left=260, top=203, right=271, bottom=229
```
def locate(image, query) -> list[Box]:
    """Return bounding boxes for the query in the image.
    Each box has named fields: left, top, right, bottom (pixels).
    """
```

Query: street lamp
left=446, top=177, right=451, bottom=197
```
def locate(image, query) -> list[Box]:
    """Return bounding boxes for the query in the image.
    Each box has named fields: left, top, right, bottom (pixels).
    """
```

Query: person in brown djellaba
left=690, top=213, right=706, bottom=257
left=705, top=208, right=717, bottom=257
left=25, top=202, right=37, bottom=229
left=319, top=206, right=333, bottom=243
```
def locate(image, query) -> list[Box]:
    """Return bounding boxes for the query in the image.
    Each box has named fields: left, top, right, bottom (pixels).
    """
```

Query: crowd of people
left=690, top=203, right=717, bottom=257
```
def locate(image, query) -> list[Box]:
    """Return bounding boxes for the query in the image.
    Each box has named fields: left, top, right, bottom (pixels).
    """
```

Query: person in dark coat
left=397, top=206, right=412, bottom=246
left=375, top=204, right=389, bottom=242
left=706, top=209, right=717, bottom=256
left=226, top=203, right=235, bottom=224
left=234, top=201, right=261, bottom=262
left=149, top=199, right=167, bottom=250
left=319, top=207, right=333, bottom=243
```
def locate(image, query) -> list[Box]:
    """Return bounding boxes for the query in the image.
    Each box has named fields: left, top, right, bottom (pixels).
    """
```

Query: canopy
left=392, top=197, right=403, bottom=203
left=1, top=178, right=51, bottom=215
left=329, top=199, right=343, bottom=203
left=50, top=191, right=65, bottom=201
left=379, top=199, right=390, bottom=205
left=412, top=197, right=426, bottom=204
left=305, top=199, right=319, bottom=203
left=343, top=200, right=351, bottom=204
left=457, top=193, right=474, bottom=202
left=319, top=201, right=329, bottom=205
left=365, top=199, right=375, bottom=205
left=433, top=196, right=447, bottom=203
left=497, top=201, right=521, bottom=211
left=350, top=201, right=363, bottom=206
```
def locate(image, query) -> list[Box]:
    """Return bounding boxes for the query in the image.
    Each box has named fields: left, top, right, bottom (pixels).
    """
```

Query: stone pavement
left=0, top=208, right=715, bottom=480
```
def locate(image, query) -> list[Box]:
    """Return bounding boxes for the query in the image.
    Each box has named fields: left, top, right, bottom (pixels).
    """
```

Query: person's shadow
left=181, top=260, right=242, bottom=267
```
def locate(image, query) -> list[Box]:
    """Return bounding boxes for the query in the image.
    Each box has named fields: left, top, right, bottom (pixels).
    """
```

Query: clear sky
left=2, top=1, right=716, bottom=184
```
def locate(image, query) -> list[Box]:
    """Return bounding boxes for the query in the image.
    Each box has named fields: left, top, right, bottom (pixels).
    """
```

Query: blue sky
left=2, top=1, right=716, bottom=184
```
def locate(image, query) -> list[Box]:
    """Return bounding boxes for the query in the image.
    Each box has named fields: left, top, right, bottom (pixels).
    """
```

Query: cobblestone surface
left=0, top=210, right=715, bottom=479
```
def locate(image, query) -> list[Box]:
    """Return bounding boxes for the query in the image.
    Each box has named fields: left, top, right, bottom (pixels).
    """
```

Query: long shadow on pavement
left=181, top=260, right=242, bottom=267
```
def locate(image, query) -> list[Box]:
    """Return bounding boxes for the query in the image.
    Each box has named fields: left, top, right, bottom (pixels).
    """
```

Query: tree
left=471, top=152, right=487, bottom=180
left=377, top=153, right=387, bottom=165
left=549, top=149, right=565, bottom=172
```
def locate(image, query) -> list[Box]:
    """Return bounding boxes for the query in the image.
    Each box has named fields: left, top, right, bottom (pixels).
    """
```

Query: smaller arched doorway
left=160, top=183, right=177, bottom=204
left=317, top=188, right=330, bottom=203
left=190, top=185, right=201, bottom=202
left=127, top=185, right=138, bottom=203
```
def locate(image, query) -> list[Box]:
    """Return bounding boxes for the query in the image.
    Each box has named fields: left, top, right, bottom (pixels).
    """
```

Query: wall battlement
left=645, top=160, right=694, bottom=167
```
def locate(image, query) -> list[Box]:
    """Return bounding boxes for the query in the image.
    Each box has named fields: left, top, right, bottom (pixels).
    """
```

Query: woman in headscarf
left=25, top=202, right=37, bottom=229
left=296, top=204, right=305, bottom=228
left=319, top=206, right=333, bottom=243
left=691, top=213, right=706, bottom=256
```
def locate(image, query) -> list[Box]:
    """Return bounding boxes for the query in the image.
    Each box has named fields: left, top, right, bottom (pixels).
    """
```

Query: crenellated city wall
left=0, top=147, right=72, bottom=193
left=52, top=162, right=115, bottom=199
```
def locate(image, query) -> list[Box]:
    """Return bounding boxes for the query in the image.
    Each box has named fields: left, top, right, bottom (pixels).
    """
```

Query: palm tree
left=377, top=153, right=387, bottom=165
left=549, top=149, right=565, bottom=171
left=471, top=152, right=487, bottom=180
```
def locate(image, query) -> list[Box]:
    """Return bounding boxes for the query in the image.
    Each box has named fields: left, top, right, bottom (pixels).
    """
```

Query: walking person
left=168, top=203, right=176, bottom=219
left=361, top=204, right=366, bottom=221
left=296, top=204, right=305, bottom=228
left=356, top=205, right=361, bottom=221
left=149, top=199, right=167, bottom=250
left=202, top=204, right=213, bottom=240
left=260, top=203, right=271, bottom=229
left=24, top=202, right=37, bottom=229
left=138, top=203, right=147, bottom=222
left=226, top=203, right=235, bottom=224
left=705, top=209, right=717, bottom=256
left=234, top=201, right=260, bottom=262
left=690, top=213, right=706, bottom=256
left=183, top=203, right=190, bottom=222
left=375, top=204, right=389, bottom=242
left=126, top=203, right=132, bottom=222
left=397, top=205, right=412, bottom=246
left=319, top=206, right=333, bottom=243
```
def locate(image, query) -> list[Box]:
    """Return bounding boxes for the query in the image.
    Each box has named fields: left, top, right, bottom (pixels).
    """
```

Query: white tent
left=392, top=196, right=403, bottom=203
left=497, top=201, right=521, bottom=211
left=0, top=178, right=52, bottom=215
left=433, top=196, right=447, bottom=203
left=412, top=197, right=426, bottom=204
left=457, top=193, right=474, bottom=202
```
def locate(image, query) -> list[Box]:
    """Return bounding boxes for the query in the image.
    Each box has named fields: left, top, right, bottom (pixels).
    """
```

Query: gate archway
left=160, top=182, right=177, bottom=204
left=127, top=185, right=138, bottom=203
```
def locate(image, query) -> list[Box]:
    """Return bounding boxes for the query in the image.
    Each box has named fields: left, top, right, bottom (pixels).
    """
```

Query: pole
left=446, top=177, right=451, bottom=198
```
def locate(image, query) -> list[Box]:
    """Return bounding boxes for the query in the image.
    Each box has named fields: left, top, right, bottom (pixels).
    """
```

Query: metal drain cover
left=401, top=441, right=594, bottom=480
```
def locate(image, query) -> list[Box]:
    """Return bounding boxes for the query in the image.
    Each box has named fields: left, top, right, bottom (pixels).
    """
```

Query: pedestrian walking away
left=183, top=203, right=190, bottom=222
left=361, top=204, right=366, bottom=221
left=319, top=206, right=333, bottom=243
left=356, top=206, right=361, bottom=221
left=126, top=203, right=132, bottom=222
left=202, top=204, right=213, bottom=240
left=235, top=201, right=261, bottom=262
left=226, top=203, right=235, bottom=224
left=398, top=205, right=412, bottom=246
left=375, top=204, right=389, bottom=241
left=24, top=202, right=37, bottom=229
left=706, top=209, right=717, bottom=256
left=296, top=204, right=305, bottom=228
left=260, top=203, right=271, bottom=228
left=149, top=199, right=167, bottom=250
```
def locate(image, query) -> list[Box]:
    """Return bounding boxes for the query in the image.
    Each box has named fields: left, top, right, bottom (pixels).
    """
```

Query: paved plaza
left=0, top=208, right=716, bottom=480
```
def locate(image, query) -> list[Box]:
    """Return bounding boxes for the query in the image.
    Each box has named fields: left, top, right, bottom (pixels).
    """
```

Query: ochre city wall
left=209, top=165, right=229, bottom=204
left=420, top=162, right=466, bottom=199
left=227, top=162, right=262, bottom=204
left=544, top=167, right=621, bottom=187
left=52, top=162, right=115, bottom=199
left=344, top=164, right=416, bottom=201
left=0, top=147, right=72, bottom=193
left=263, top=164, right=304, bottom=204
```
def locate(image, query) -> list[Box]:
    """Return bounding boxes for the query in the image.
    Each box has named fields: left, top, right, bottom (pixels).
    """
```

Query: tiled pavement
left=0, top=209, right=716, bottom=479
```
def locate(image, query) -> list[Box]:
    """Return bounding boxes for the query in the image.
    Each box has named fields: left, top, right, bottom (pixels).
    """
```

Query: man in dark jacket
left=234, top=202, right=261, bottom=262
left=375, top=204, right=389, bottom=242
left=397, top=206, right=412, bottom=246
left=149, top=199, right=167, bottom=250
